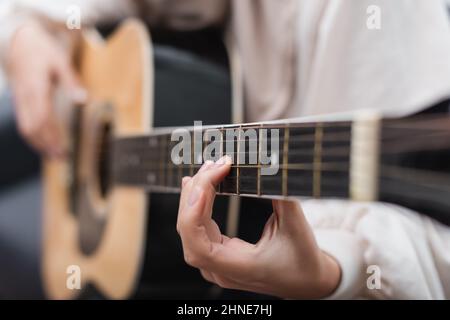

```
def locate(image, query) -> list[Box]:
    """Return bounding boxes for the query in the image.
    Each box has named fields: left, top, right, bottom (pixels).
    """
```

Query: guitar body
left=43, top=20, right=151, bottom=299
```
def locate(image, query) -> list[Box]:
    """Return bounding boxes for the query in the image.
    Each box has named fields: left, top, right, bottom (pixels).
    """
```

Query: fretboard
left=111, top=121, right=353, bottom=199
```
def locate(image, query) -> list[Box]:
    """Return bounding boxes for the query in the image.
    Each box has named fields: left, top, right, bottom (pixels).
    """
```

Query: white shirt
left=293, top=0, right=450, bottom=298
left=293, top=0, right=450, bottom=119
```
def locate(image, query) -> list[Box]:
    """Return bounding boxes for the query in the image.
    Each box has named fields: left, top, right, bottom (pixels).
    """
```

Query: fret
left=220, top=125, right=239, bottom=194
left=172, top=135, right=179, bottom=187
left=167, top=135, right=173, bottom=187
left=177, top=166, right=183, bottom=187
left=192, top=130, right=204, bottom=176
left=237, top=126, right=259, bottom=195
left=159, top=135, right=166, bottom=186
left=282, top=125, right=289, bottom=196
left=257, top=124, right=262, bottom=196
left=218, top=127, right=224, bottom=193
left=189, top=134, right=194, bottom=176
left=219, top=128, right=224, bottom=159
left=236, top=126, right=242, bottom=194
left=203, top=132, right=208, bottom=161
left=170, top=134, right=182, bottom=187
left=167, top=135, right=174, bottom=187
left=313, top=124, right=323, bottom=198
left=181, top=151, right=191, bottom=181
left=260, top=127, right=284, bottom=195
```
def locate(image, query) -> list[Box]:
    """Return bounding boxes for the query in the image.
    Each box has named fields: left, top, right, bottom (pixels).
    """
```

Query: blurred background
left=0, top=37, right=43, bottom=299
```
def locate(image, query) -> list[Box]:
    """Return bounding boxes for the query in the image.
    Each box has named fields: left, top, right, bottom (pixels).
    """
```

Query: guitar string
left=114, top=165, right=450, bottom=189
left=100, top=138, right=450, bottom=168
left=111, top=127, right=450, bottom=150
left=109, top=114, right=450, bottom=135
left=103, top=138, right=450, bottom=163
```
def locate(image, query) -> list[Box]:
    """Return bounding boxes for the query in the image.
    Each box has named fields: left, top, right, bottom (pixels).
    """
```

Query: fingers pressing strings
left=177, top=156, right=259, bottom=280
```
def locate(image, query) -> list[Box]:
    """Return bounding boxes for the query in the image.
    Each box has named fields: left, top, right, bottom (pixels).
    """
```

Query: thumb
left=272, top=199, right=310, bottom=233
left=54, top=57, right=87, bottom=104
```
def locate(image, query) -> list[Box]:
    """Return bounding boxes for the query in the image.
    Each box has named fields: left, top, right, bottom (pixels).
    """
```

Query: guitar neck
left=104, top=109, right=450, bottom=226
left=111, top=115, right=380, bottom=202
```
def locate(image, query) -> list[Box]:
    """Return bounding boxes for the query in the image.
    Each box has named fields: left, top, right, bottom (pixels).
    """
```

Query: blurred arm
left=0, top=0, right=229, bottom=70
left=0, top=0, right=136, bottom=68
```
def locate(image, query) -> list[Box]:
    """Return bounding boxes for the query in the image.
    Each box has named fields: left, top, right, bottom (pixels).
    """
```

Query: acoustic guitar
left=43, top=19, right=450, bottom=299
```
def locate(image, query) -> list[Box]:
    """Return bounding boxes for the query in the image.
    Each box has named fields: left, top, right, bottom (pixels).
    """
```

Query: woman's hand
left=7, top=20, right=86, bottom=157
left=177, top=156, right=341, bottom=299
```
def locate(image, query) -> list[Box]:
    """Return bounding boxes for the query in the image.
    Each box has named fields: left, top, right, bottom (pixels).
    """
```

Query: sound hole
left=97, top=122, right=112, bottom=198
left=77, top=117, right=112, bottom=256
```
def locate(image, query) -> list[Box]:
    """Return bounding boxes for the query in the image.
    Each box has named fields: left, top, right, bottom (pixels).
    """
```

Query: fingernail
left=188, top=186, right=201, bottom=206
left=182, top=176, right=191, bottom=187
left=215, top=155, right=231, bottom=167
left=199, top=160, right=214, bottom=172
left=205, top=160, right=214, bottom=167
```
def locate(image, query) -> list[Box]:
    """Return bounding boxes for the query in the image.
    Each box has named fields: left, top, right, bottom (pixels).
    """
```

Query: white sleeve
left=0, top=0, right=137, bottom=70
left=0, top=0, right=229, bottom=71
left=301, top=199, right=450, bottom=299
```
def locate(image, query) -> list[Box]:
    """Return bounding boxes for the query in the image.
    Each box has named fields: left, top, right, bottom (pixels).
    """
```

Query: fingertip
left=224, top=155, right=232, bottom=165
left=215, top=155, right=232, bottom=167
left=182, top=176, right=192, bottom=187
left=195, top=156, right=232, bottom=187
